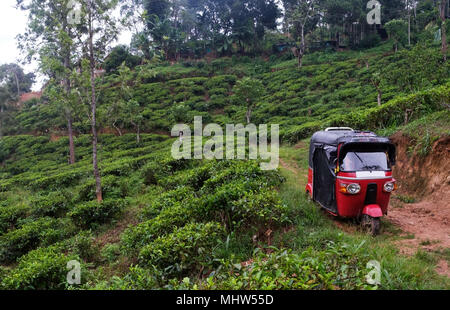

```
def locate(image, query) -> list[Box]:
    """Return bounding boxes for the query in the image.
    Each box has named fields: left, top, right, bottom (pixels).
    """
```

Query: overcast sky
left=0, top=0, right=132, bottom=91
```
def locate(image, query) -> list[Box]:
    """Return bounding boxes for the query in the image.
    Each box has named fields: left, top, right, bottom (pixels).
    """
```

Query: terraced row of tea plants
left=0, top=134, right=386, bottom=289
left=6, top=44, right=449, bottom=144
left=0, top=44, right=449, bottom=290
left=1, top=131, right=448, bottom=289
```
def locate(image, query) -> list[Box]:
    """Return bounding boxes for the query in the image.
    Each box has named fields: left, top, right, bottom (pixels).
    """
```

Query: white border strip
left=337, top=176, right=393, bottom=181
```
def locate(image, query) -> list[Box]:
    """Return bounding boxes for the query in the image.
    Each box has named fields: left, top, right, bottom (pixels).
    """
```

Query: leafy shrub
left=1, top=244, right=80, bottom=290
left=30, top=191, right=71, bottom=218
left=180, top=243, right=373, bottom=290
left=29, top=168, right=90, bottom=191
left=91, top=265, right=163, bottom=290
left=101, top=243, right=121, bottom=264
left=121, top=202, right=196, bottom=254
left=68, top=199, right=128, bottom=228
left=394, top=195, right=416, bottom=204
left=141, top=185, right=194, bottom=219
left=230, top=190, right=290, bottom=230
left=359, top=33, right=382, bottom=49
left=0, top=203, right=30, bottom=234
left=0, top=218, right=75, bottom=263
left=141, top=161, right=171, bottom=185
left=281, top=121, right=323, bottom=144
left=138, top=222, right=225, bottom=276
left=330, top=82, right=450, bottom=130
left=68, top=231, right=100, bottom=262
left=74, top=175, right=129, bottom=202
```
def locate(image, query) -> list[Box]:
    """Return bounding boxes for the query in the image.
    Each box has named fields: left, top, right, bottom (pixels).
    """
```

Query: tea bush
left=0, top=217, right=76, bottom=263
left=138, top=222, right=225, bottom=276
left=0, top=203, right=31, bottom=234
left=121, top=202, right=196, bottom=254
left=230, top=190, right=290, bottom=230
left=185, top=243, right=374, bottom=290
left=68, top=199, right=128, bottom=229
left=1, top=244, right=80, bottom=290
left=30, top=191, right=71, bottom=218
left=329, top=83, right=450, bottom=130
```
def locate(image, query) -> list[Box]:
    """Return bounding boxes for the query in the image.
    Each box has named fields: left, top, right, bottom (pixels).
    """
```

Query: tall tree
left=17, top=0, right=79, bottom=165
left=82, top=0, right=120, bottom=202
left=0, top=63, right=34, bottom=138
left=144, top=0, right=171, bottom=29
left=385, top=19, right=409, bottom=52
left=0, top=87, right=14, bottom=138
left=0, top=64, right=35, bottom=98
left=370, top=72, right=383, bottom=106
left=102, top=63, right=150, bottom=142
left=120, top=0, right=153, bottom=59
left=380, top=0, right=406, bottom=22
left=285, top=0, right=321, bottom=68
left=440, top=0, right=447, bottom=61
left=233, top=77, right=265, bottom=124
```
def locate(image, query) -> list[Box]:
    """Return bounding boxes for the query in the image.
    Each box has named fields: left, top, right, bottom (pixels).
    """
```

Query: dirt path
left=279, top=158, right=299, bottom=176
left=387, top=185, right=450, bottom=277
left=388, top=185, right=450, bottom=252
left=388, top=134, right=450, bottom=276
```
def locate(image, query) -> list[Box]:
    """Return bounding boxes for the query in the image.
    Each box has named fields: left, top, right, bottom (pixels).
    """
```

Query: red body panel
left=306, top=168, right=313, bottom=198
left=362, top=205, right=383, bottom=218
left=335, top=171, right=393, bottom=218
left=306, top=168, right=394, bottom=219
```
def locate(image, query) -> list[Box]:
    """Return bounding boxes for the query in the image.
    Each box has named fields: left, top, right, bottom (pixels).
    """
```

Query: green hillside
left=1, top=40, right=449, bottom=289
left=5, top=44, right=448, bottom=142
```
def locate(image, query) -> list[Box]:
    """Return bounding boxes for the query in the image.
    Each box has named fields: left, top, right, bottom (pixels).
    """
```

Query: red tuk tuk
left=306, top=128, right=397, bottom=235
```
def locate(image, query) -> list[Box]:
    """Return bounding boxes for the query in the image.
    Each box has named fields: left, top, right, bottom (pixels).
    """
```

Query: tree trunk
left=112, top=121, right=122, bottom=136
left=377, top=90, right=382, bottom=106
left=88, top=0, right=102, bottom=203
left=137, top=124, right=140, bottom=144
left=246, top=108, right=252, bottom=124
left=63, top=17, right=75, bottom=165
left=298, top=49, right=304, bottom=68
left=0, top=105, right=3, bottom=138
left=298, top=25, right=305, bottom=68
left=13, top=72, right=20, bottom=98
left=442, top=0, right=448, bottom=61
left=67, top=114, right=76, bottom=164
left=408, top=13, right=411, bottom=46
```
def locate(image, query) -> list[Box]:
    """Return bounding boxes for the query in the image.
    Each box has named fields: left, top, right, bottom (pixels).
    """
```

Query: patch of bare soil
left=436, top=260, right=450, bottom=278
left=95, top=208, right=140, bottom=248
left=330, top=216, right=359, bottom=234
left=294, top=141, right=307, bottom=149
left=388, top=133, right=450, bottom=276
left=388, top=185, right=450, bottom=253
left=50, top=133, right=65, bottom=142
left=279, top=158, right=299, bottom=176
left=391, top=133, right=450, bottom=197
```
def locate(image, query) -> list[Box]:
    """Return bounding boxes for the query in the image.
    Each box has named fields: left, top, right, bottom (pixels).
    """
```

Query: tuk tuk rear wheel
left=361, top=215, right=381, bottom=236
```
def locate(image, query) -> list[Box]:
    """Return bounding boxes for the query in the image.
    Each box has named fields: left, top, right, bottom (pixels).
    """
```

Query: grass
left=394, top=195, right=416, bottom=204
left=377, top=110, right=450, bottom=144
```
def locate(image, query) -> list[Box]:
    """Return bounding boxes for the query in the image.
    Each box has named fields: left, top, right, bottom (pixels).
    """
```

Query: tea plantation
left=0, top=43, right=449, bottom=289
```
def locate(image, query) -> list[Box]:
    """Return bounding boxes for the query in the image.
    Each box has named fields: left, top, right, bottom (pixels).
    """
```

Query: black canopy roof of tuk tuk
left=308, top=130, right=396, bottom=168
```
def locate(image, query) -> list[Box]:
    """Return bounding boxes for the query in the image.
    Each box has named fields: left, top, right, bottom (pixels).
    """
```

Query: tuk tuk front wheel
left=361, top=215, right=381, bottom=236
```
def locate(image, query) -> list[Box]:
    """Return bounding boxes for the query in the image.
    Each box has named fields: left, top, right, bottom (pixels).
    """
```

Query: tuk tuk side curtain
left=313, top=148, right=337, bottom=213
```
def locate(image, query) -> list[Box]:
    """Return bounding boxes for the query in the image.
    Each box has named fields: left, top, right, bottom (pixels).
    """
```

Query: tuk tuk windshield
left=340, top=151, right=390, bottom=172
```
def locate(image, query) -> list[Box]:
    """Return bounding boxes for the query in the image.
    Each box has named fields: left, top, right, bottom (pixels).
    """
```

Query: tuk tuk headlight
left=346, top=183, right=361, bottom=195
left=383, top=182, right=396, bottom=193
